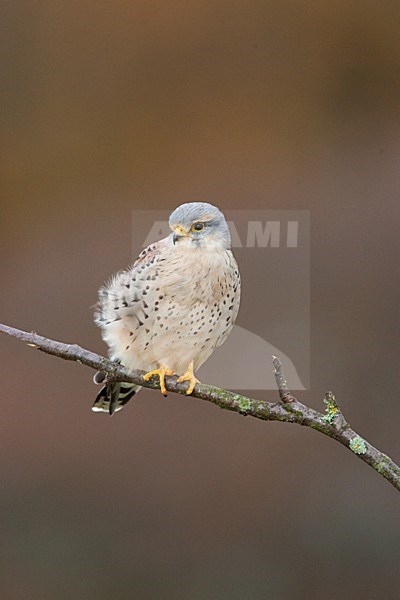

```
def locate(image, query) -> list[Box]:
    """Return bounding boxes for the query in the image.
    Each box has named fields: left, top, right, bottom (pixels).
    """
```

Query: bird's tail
left=92, top=372, right=141, bottom=415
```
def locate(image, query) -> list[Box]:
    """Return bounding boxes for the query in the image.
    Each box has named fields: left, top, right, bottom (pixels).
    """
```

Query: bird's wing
left=94, top=238, right=170, bottom=335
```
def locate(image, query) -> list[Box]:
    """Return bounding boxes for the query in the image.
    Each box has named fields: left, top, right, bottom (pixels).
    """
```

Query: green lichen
left=376, top=460, right=389, bottom=475
left=237, top=397, right=251, bottom=413
left=310, top=422, right=327, bottom=433
left=283, top=404, right=304, bottom=418
left=375, top=454, right=400, bottom=478
left=322, top=391, right=340, bottom=424
left=349, top=436, right=367, bottom=455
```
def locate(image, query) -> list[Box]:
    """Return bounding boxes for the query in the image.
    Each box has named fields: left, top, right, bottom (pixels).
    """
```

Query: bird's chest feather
left=153, top=249, right=239, bottom=342
left=159, top=249, right=233, bottom=305
left=141, top=249, right=239, bottom=371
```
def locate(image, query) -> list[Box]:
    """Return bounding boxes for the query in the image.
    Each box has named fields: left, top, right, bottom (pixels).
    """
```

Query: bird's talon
left=177, top=361, right=199, bottom=395
left=143, top=366, right=174, bottom=396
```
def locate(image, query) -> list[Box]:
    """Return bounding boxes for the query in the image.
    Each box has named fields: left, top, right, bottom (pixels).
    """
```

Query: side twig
left=1, top=322, right=399, bottom=492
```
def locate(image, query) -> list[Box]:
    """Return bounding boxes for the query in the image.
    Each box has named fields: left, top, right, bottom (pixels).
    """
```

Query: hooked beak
left=172, top=225, right=189, bottom=245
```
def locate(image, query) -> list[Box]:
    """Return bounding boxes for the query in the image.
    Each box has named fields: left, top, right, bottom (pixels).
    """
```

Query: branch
left=1, top=322, right=400, bottom=492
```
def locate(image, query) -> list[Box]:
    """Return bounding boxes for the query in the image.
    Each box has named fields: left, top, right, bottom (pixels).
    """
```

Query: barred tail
left=92, top=377, right=141, bottom=415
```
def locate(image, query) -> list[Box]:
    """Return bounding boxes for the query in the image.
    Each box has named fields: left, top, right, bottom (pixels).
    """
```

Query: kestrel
left=92, top=202, right=241, bottom=414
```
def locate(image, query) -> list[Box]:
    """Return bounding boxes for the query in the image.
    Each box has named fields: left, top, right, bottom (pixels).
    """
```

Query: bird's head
left=168, top=202, right=231, bottom=251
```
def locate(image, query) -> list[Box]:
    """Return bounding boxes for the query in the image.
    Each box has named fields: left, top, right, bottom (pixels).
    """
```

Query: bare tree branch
left=1, top=322, right=399, bottom=492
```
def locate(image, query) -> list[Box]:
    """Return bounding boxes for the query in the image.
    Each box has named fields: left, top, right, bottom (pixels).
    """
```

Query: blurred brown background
left=1, top=1, right=400, bottom=598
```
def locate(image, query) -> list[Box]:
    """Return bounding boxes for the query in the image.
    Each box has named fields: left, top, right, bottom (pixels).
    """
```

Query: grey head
left=168, top=202, right=231, bottom=250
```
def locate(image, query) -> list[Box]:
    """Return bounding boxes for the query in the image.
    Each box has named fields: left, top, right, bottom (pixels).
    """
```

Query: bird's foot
left=177, top=362, right=199, bottom=395
left=143, top=365, right=174, bottom=396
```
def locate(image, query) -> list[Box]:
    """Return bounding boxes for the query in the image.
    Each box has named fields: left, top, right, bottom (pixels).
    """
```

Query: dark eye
left=192, top=222, right=205, bottom=232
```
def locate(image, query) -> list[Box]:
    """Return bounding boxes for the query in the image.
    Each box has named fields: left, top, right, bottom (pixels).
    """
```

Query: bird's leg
left=177, top=361, right=199, bottom=395
left=143, top=365, right=174, bottom=396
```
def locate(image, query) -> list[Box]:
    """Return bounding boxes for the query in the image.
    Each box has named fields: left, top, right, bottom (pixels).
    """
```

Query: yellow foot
left=143, top=365, right=174, bottom=396
left=177, top=361, right=199, bottom=395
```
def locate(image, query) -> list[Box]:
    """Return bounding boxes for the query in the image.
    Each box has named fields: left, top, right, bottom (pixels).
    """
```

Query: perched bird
left=92, top=202, right=241, bottom=414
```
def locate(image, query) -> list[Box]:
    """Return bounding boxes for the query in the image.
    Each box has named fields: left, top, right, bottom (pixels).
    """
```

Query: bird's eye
left=192, top=222, right=205, bottom=232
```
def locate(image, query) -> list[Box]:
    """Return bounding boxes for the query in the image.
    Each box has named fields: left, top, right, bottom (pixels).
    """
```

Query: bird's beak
left=173, top=225, right=189, bottom=245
